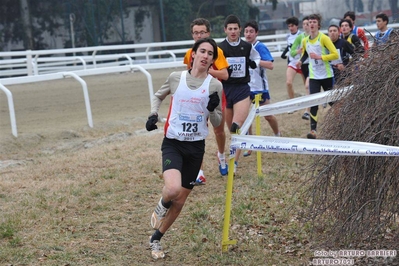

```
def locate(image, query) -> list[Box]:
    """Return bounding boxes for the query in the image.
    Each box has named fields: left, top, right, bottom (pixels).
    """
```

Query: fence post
left=62, top=72, right=93, bottom=128
left=26, top=50, right=33, bottom=76
left=0, top=84, right=18, bottom=137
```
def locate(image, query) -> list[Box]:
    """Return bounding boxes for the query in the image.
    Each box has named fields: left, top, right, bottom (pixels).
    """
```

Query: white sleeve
left=250, top=46, right=261, bottom=66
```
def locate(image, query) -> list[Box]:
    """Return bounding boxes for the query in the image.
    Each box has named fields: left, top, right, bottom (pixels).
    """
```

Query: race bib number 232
left=227, top=57, right=246, bottom=78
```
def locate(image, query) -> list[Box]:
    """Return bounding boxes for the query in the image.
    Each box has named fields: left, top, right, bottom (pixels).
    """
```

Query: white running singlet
left=165, top=71, right=212, bottom=141
left=287, top=30, right=301, bottom=68
left=306, top=34, right=334, bottom=79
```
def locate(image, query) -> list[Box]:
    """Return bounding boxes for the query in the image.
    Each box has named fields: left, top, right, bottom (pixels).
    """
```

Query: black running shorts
left=223, top=83, right=251, bottom=109
left=161, top=137, right=205, bottom=189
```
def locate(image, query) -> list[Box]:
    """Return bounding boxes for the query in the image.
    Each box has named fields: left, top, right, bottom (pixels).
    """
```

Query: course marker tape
left=230, top=135, right=399, bottom=157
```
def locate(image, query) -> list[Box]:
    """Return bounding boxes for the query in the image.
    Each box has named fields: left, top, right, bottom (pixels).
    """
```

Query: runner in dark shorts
left=223, top=83, right=251, bottom=109
left=161, top=138, right=204, bottom=189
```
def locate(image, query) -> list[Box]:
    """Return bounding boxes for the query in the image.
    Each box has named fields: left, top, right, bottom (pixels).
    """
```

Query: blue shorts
left=223, top=83, right=250, bottom=109
left=161, top=137, right=205, bottom=189
left=250, top=91, right=270, bottom=105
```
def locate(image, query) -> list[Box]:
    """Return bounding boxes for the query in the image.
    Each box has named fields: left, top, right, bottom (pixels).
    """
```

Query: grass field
left=0, top=58, right=377, bottom=265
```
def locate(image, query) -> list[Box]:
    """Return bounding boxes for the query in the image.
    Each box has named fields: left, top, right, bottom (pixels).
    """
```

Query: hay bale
left=304, top=30, right=399, bottom=250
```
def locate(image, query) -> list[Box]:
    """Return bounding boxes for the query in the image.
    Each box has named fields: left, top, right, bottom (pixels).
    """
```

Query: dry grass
left=301, top=36, right=399, bottom=265
left=2, top=58, right=397, bottom=265
left=0, top=108, right=322, bottom=265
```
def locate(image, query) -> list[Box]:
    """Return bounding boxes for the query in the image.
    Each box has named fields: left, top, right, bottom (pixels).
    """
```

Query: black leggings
left=301, top=63, right=309, bottom=79
left=309, top=77, right=334, bottom=131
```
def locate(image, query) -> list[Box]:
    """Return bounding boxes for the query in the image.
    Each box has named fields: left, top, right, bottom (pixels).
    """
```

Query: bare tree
left=368, top=0, right=375, bottom=12
left=345, top=0, right=365, bottom=12
left=389, top=0, right=398, bottom=21
left=19, top=0, right=33, bottom=50
left=368, top=0, right=375, bottom=24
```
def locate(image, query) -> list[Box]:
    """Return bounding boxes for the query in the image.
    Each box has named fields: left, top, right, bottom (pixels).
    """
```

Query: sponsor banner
left=230, top=135, right=399, bottom=157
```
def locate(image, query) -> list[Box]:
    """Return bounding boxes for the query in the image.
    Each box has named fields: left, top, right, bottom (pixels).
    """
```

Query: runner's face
left=192, top=42, right=214, bottom=70
left=244, top=26, right=257, bottom=44
left=376, top=18, right=387, bottom=30
left=328, top=27, right=339, bottom=41
left=340, top=22, right=351, bottom=35
left=308, top=19, right=319, bottom=33
left=287, top=23, right=298, bottom=34
left=191, top=25, right=210, bottom=42
left=224, top=23, right=241, bottom=42
left=302, top=20, right=310, bottom=34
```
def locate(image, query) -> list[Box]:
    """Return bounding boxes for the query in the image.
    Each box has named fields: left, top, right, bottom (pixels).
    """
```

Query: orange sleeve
left=214, top=47, right=229, bottom=70
left=358, top=28, right=369, bottom=51
left=183, top=49, right=192, bottom=69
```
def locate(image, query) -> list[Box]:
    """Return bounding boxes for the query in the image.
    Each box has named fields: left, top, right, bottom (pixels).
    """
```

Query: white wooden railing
left=0, top=23, right=397, bottom=137
left=0, top=65, right=156, bottom=137
left=1, top=23, right=397, bottom=78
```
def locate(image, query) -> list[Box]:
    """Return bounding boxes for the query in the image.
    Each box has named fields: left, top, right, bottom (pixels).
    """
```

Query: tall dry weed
left=304, top=31, right=399, bottom=253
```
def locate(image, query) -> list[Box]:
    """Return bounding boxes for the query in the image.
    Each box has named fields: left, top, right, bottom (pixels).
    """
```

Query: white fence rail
left=1, top=23, right=397, bottom=137
left=2, top=23, right=396, bottom=78
left=1, top=65, right=156, bottom=137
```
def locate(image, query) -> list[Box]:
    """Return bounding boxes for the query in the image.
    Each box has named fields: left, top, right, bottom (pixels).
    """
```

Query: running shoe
left=243, top=150, right=252, bottom=157
left=218, top=152, right=228, bottom=176
left=302, top=112, right=310, bottom=120
left=192, top=171, right=206, bottom=185
left=149, top=239, right=165, bottom=259
left=307, top=130, right=317, bottom=139
left=151, top=198, right=169, bottom=230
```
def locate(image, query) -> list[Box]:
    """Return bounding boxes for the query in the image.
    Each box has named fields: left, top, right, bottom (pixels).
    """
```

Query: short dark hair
left=285, top=17, right=299, bottom=26
left=244, top=20, right=259, bottom=32
left=308, top=14, right=322, bottom=29
left=340, top=18, right=353, bottom=29
left=192, top=38, right=218, bottom=61
left=190, top=18, right=211, bottom=33
left=343, top=11, right=356, bottom=21
left=376, top=13, right=389, bottom=24
left=328, top=24, right=340, bottom=31
left=224, top=14, right=241, bottom=28
left=302, top=16, right=309, bottom=21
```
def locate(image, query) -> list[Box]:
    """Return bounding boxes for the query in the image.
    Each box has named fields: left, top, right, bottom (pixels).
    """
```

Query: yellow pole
left=221, top=156, right=237, bottom=252
left=255, top=93, right=262, bottom=177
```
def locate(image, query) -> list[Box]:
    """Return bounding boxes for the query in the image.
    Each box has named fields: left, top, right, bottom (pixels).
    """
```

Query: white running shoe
left=218, top=152, right=228, bottom=176
left=302, top=112, right=310, bottom=120
left=149, top=239, right=165, bottom=259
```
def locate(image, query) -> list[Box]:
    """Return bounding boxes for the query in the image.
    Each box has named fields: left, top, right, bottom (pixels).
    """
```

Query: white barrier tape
left=258, top=86, right=353, bottom=116
left=238, top=86, right=353, bottom=137
left=240, top=104, right=257, bottom=136
left=230, top=135, right=399, bottom=157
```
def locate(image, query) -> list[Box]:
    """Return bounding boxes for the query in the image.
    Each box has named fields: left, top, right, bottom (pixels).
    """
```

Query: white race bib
left=227, top=57, right=246, bottom=78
